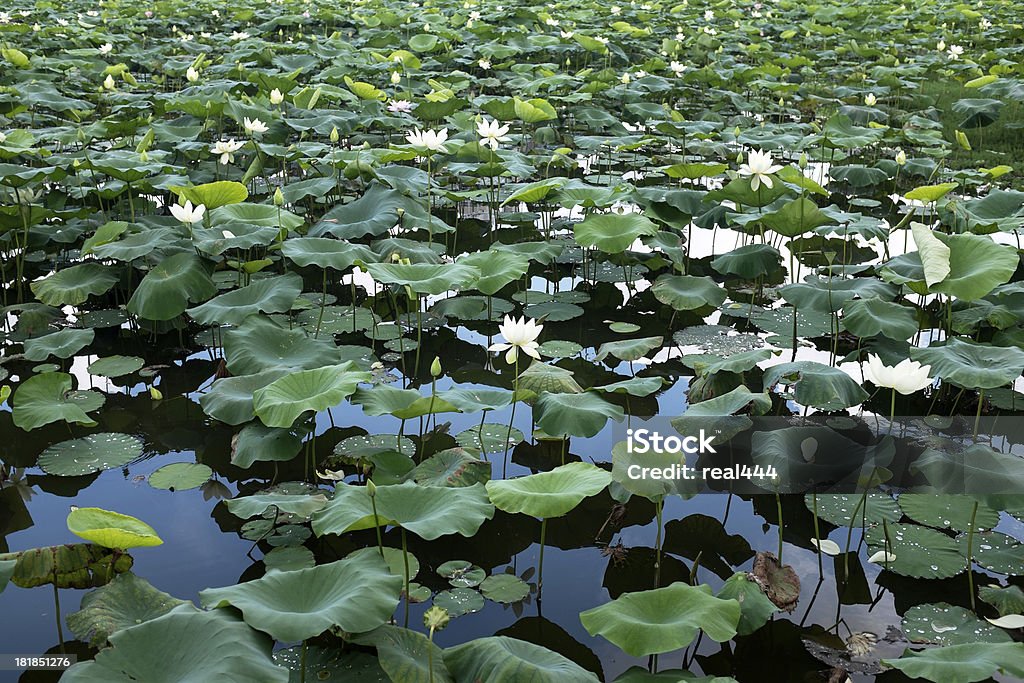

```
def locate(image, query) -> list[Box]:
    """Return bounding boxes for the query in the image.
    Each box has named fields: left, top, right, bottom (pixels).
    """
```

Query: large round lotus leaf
left=652, top=275, right=726, bottom=311
left=434, top=587, right=485, bottom=617
left=347, top=547, right=421, bottom=582
left=716, top=572, right=776, bottom=636
left=594, top=376, right=664, bottom=397
left=485, top=462, right=611, bottom=519
left=13, top=372, right=105, bottom=431
left=275, top=645, right=388, bottom=682
left=538, top=340, right=583, bottom=358
left=444, top=636, right=599, bottom=683
left=779, top=277, right=897, bottom=315
left=200, top=370, right=287, bottom=425
left=363, top=262, right=480, bottom=295
left=312, top=481, right=494, bottom=540
left=911, top=338, right=1024, bottom=390
left=930, top=231, right=1019, bottom=302
left=172, top=180, right=248, bottom=210
left=281, top=237, right=376, bottom=270
left=61, top=604, right=288, bottom=683
left=841, top=298, right=919, bottom=340
left=455, top=424, right=524, bottom=453
left=480, top=573, right=529, bottom=604
left=30, top=263, right=118, bottom=307
left=224, top=492, right=328, bottom=520
left=186, top=273, right=302, bottom=326
left=231, top=422, right=303, bottom=469
left=149, top=462, right=212, bottom=491
left=516, top=362, right=583, bottom=395
left=804, top=493, right=901, bottom=528
left=38, top=433, right=142, bottom=476
left=457, top=250, right=531, bottom=295
left=573, top=213, right=658, bottom=253
left=763, top=361, right=869, bottom=410
left=534, top=392, right=624, bottom=438
left=67, top=507, right=163, bottom=550
left=580, top=582, right=740, bottom=657
left=436, top=388, right=514, bottom=413
left=761, top=197, right=835, bottom=237
left=406, top=448, right=490, bottom=487
left=212, top=203, right=304, bottom=230
left=350, top=385, right=460, bottom=419
left=335, top=433, right=417, bottom=459
left=253, top=362, right=370, bottom=428
left=262, top=546, right=315, bottom=573
left=898, top=494, right=999, bottom=532
left=902, top=602, right=1010, bottom=646
left=967, top=531, right=1024, bottom=575
left=23, top=328, right=94, bottom=361
left=66, top=572, right=188, bottom=647
left=864, top=523, right=965, bottom=579
left=595, top=336, right=664, bottom=362
left=352, top=625, right=452, bottom=683
left=223, top=316, right=345, bottom=375
left=881, top=642, right=1024, bottom=683
left=127, top=252, right=217, bottom=321
left=438, top=560, right=486, bottom=588
left=88, top=355, right=145, bottom=378
left=712, top=243, right=782, bottom=279
left=200, top=551, right=401, bottom=642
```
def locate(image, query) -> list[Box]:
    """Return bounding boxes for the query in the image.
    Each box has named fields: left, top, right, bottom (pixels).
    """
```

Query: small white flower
left=388, top=99, right=414, bottom=113
left=98, top=43, right=113, bottom=55
left=594, top=35, right=609, bottom=45
left=478, top=58, right=491, bottom=69
left=620, top=72, right=630, bottom=84
left=704, top=9, right=714, bottom=20
left=243, top=117, right=269, bottom=135
left=936, top=39, right=946, bottom=51
left=0, top=132, right=7, bottom=144
left=864, top=92, right=877, bottom=106
left=545, top=17, right=559, bottom=26
left=186, top=66, right=199, bottom=83
left=737, top=149, right=782, bottom=191
left=864, top=354, right=933, bottom=394
left=391, top=70, right=402, bottom=84
left=979, top=18, right=991, bottom=29
left=489, top=315, right=543, bottom=364
left=611, top=6, right=621, bottom=14
left=269, top=88, right=284, bottom=105
left=560, top=30, right=574, bottom=39
left=170, top=200, right=206, bottom=225
left=210, top=138, right=245, bottom=165
left=670, top=61, right=687, bottom=76
left=947, top=44, right=964, bottom=59
left=230, top=31, right=250, bottom=41
left=469, top=10, right=481, bottom=20
left=476, top=117, right=511, bottom=150
left=405, top=127, right=449, bottom=152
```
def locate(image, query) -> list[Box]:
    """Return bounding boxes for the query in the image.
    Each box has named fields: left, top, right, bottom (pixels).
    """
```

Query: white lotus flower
left=244, top=117, right=269, bottom=135
left=611, top=6, right=621, bottom=14
left=895, top=148, right=907, bottom=166
left=186, top=66, right=199, bottom=83
left=0, top=132, right=6, bottom=144
left=864, top=354, right=933, bottom=395
left=737, top=149, right=782, bottom=191
left=868, top=550, right=896, bottom=564
left=811, top=538, right=841, bottom=556
left=477, top=117, right=510, bottom=150
left=469, top=11, right=481, bottom=20
left=560, top=30, right=574, bottom=39
left=103, top=74, right=116, bottom=90
left=979, top=18, right=992, bottom=30
left=545, top=17, right=559, bottom=26
left=269, top=88, right=284, bottom=105
left=170, top=200, right=206, bottom=225
left=478, top=58, right=491, bottom=69
left=210, top=138, right=245, bottom=165
left=704, top=9, right=714, bottom=20
left=388, top=99, right=414, bottom=113
left=947, top=44, right=964, bottom=59
left=489, top=315, right=543, bottom=364
left=864, top=93, right=877, bottom=106
left=230, top=31, right=250, bottom=41
left=405, top=127, right=449, bottom=153
left=391, top=70, right=402, bottom=84
left=595, top=36, right=609, bottom=45
left=98, top=43, right=113, bottom=55
left=670, top=61, right=686, bottom=76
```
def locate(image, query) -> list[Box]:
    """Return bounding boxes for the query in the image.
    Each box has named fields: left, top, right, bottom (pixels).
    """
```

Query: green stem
left=655, top=498, right=663, bottom=588
left=812, top=491, right=823, bottom=579
left=775, top=492, right=784, bottom=564
left=315, top=268, right=327, bottom=339
left=973, top=389, right=984, bottom=440
left=300, top=639, right=307, bottom=683
left=966, top=500, right=978, bottom=611
left=370, top=495, right=384, bottom=559
left=53, top=583, right=65, bottom=654
left=401, top=527, right=411, bottom=627
left=538, top=517, right=547, bottom=594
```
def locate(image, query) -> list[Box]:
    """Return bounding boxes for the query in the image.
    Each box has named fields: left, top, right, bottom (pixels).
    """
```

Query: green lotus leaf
left=281, top=238, right=377, bottom=270
left=275, top=646, right=388, bottom=681
left=231, top=422, right=303, bottom=469
left=480, top=573, right=529, bottom=603
left=0, top=543, right=133, bottom=590
left=353, top=625, right=453, bottom=683
left=67, top=507, right=163, bottom=550
left=652, top=275, right=726, bottom=311
left=902, top=602, right=1010, bottom=647
left=580, top=582, right=740, bottom=657
left=457, top=250, right=531, bottom=296
left=436, top=388, right=514, bottom=413
left=905, top=182, right=959, bottom=203
left=200, top=370, right=288, bottom=425
left=253, top=362, right=370, bottom=428
left=516, top=362, right=584, bottom=395
left=127, top=252, right=216, bottom=321
left=841, top=298, right=919, bottom=340
left=170, top=180, right=248, bottom=210
left=91, top=228, right=179, bottom=262
left=712, top=243, right=782, bottom=279
left=224, top=492, right=328, bottom=520
left=595, top=336, right=664, bottom=362
left=38, top=433, right=142, bottom=476
left=864, top=523, right=965, bottom=579
left=312, top=481, right=494, bottom=540
left=805, top=493, right=901, bottom=528
left=88, top=355, right=145, bottom=378
left=406, top=448, right=491, bottom=487
left=717, top=572, right=776, bottom=636
left=455, top=424, right=525, bottom=453
left=223, top=317, right=344, bottom=375
left=350, top=385, right=460, bottom=419
left=13, top=372, right=104, bottom=431
left=30, top=263, right=118, bottom=306
left=201, top=551, right=401, bottom=642
left=931, top=231, right=1019, bottom=301
left=434, top=587, right=485, bottom=617
left=911, top=338, right=1024, bottom=390
left=592, top=376, right=664, bottom=397
left=911, top=221, right=952, bottom=287
left=485, top=462, right=611, bottom=519
left=760, top=197, right=835, bottom=237
left=263, top=546, right=315, bottom=573
left=881, top=642, right=1024, bottom=683
left=910, top=444, right=1024, bottom=496
left=444, top=636, right=598, bottom=683
left=23, top=328, right=94, bottom=361
left=979, top=585, right=1024, bottom=617
left=187, top=273, right=302, bottom=326
left=66, top=572, right=188, bottom=648
left=61, top=604, right=288, bottom=683
left=778, top=277, right=897, bottom=314
left=149, top=462, right=212, bottom=491
left=212, top=203, right=305, bottom=230
left=898, top=494, right=999, bottom=532
left=311, top=183, right=407, bottom=239
left=968, top=531, right=1024, bottom=575
left=763, top=361, right=869, bottom=410
left=610, top=440, right=696, bottom=502
left=534, top=391, right=624, bottom=438
left=574, top=213, right=658, bottom=253
left=363, top=262, right=480, bottom=296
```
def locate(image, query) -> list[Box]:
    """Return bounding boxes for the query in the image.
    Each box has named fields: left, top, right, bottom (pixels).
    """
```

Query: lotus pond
left=1, top=0, right=1024, bottom=681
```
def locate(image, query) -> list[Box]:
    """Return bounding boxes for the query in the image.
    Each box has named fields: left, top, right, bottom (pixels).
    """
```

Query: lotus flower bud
left=273, top=187, right=284, bottom=206
left=330, top=126, right=339, bottom=143
left=366, top=479, right=377, bottom=498
left=430, top=356, right=442, bottom=378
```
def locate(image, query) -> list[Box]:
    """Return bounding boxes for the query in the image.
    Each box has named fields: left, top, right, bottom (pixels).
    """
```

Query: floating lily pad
left=438, top=560, right=486, bottom=588
left=456, top=424, right=524, bottom=453
left=480, top=573, right=530, bottom=603
left=149, top=463, right=212, bottom=491
left=88, top=355, right=145, bottom=378
left=38, top=433, right=143, bottom=476
left=434, top=587, right=485, bottom=617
